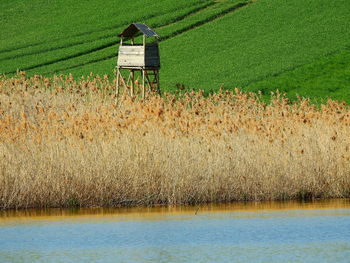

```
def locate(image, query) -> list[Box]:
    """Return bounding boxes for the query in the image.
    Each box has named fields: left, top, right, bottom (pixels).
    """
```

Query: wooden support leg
left=119, top=70, right=127, bottom=92
left=130, top=70, right=134, bottom=97
left=126, top=72, right=131, bottom=92
left=116, top=68, right=120, bottom=97
left=155, top=70, right=160, bottom=95
left=142, top=69, right=145, bottom=99
left=145, top=71, right=152, bottom=91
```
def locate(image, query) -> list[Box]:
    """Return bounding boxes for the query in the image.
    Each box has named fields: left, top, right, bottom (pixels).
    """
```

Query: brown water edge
left=1, top=198, right=349, bottom=223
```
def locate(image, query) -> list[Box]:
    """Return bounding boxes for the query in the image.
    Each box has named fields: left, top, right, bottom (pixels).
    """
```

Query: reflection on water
left=1, top=199, right=350, bottom=263
left=1, top=198, right=350, bottom=222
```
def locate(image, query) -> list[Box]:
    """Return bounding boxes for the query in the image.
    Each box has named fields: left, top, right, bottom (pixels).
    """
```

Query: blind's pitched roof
left=119, top=23, right=160, bottom=38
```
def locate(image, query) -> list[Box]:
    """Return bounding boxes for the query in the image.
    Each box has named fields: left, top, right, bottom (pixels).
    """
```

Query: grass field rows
left=246, top=47, right=350, bottom=103
left=0, top=0, right=206, bottom=51
left=1, top=0, right=246, bottom=75
left=0, top=1, right=210, bottom=58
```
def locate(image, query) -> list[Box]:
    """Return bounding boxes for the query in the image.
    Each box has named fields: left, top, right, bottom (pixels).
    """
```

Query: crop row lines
left=4, top=0, right=250, bottom=76
left=0, top=1, right=211, bottom=59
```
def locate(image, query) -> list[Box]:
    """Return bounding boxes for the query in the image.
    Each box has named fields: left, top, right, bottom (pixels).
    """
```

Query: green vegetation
left=0, top=0, right=212, bottom=74
left=1, top=0, right=350, bottom=102
left=246, top=48, right=350, bottom=103
left=160, top=0, right=350, bottom=102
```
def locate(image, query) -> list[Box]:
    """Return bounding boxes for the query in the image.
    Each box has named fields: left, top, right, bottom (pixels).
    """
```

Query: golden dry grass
left=1, top=72, right=350, bottom=209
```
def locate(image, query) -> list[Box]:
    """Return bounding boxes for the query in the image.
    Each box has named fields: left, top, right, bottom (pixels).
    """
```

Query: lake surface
left=1, top=199, right=350, bottom=263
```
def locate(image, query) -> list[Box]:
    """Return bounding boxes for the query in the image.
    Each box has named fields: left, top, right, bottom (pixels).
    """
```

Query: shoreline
left=1, top=198, right=350, bottom=213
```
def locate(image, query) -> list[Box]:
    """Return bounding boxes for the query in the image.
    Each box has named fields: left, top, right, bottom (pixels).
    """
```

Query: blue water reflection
left=1, top=202, right=350, bottom=263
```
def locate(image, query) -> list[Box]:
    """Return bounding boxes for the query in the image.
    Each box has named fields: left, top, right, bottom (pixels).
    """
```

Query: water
left=1, top=199, right=350, bottom=263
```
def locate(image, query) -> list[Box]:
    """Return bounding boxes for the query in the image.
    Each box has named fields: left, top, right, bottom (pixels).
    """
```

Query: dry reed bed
left=1, top=73, right=350, bottom=209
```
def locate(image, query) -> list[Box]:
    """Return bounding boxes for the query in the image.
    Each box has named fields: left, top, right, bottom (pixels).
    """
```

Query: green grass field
left=0, top=0, right=212, bottom=74
left=1, top=0, right=350, bottom=102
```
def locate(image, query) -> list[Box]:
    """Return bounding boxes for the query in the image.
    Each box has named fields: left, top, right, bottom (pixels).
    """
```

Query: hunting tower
left=116, top=23, right=160, bottom=98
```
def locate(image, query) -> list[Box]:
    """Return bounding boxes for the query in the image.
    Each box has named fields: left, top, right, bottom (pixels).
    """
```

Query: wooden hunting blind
left=116, top=23, right=160, bottom=98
